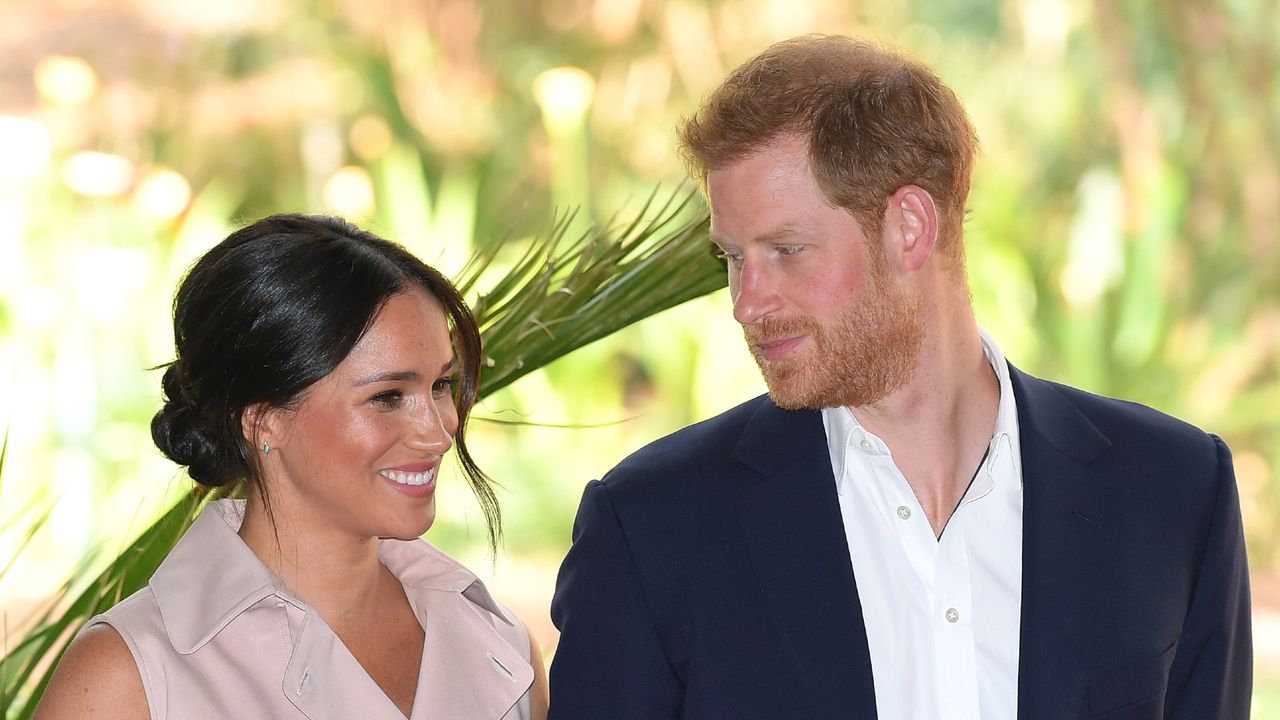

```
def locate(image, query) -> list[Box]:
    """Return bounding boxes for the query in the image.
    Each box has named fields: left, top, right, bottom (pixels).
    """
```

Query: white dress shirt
left=821, top=331, right=1023, bottom=720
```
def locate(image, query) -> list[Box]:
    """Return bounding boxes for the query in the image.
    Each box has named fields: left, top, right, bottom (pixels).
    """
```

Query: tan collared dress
left=88, top=500, right=535, bottom=720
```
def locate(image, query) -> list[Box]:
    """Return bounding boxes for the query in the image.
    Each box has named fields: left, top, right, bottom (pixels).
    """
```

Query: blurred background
left=0, top=0, right=1277, bottom=713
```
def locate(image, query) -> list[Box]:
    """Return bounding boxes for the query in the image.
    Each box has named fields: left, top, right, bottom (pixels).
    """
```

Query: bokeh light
left=349, top=114, right=394, bottom=161
left=132, top=167, right=193, bottom=221
left=33, top=56, right=98, bottom=106
left=323, top=165, right=376, bottom=217
left=0, top=117, right=52, bottom=179
left=61, top=151, right=134, bottom=197
left=533, top=67, right=596, bottom=130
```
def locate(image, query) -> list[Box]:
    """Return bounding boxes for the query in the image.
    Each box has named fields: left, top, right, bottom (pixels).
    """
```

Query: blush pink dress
left=87, top=500, right=535, bottom=720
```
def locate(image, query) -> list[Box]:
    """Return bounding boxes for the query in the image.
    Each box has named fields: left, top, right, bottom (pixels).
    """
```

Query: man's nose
left=731, top=259, right=782, bottom=325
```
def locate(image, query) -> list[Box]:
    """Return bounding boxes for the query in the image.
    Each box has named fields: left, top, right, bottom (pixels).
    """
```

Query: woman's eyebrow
left=354, top=370, right=420, bottom=386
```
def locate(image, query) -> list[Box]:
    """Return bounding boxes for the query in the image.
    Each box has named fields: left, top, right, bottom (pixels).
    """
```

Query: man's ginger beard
left=744, top=249, right=924, bottom=411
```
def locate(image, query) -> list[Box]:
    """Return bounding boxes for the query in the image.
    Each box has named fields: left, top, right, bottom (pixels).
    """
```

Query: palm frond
left=0, top=502, right=54, bottom=576
left=468, top=189, right=721, bottom=395
left=0, top=189, right=724, bottom=717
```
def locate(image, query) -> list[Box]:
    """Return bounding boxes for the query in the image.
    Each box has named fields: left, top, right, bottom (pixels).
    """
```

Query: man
left=549, top=35, right=1251, bottom=719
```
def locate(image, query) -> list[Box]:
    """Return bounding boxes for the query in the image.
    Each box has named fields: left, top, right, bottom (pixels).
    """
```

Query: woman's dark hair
left=151, top=214, right=499, bottom=545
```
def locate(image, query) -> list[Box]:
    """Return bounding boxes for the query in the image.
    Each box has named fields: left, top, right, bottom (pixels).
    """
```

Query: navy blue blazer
left=549, top=366, right=1252, bottom=719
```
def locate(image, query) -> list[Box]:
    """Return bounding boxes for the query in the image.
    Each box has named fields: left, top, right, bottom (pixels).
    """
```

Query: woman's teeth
left=379, top=468, right=436, bottom=486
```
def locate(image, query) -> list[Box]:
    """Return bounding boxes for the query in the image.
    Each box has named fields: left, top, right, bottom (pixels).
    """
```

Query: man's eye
left=714, top=251, right=743, bottom=264
left=776, top=244, right=803, bottom=256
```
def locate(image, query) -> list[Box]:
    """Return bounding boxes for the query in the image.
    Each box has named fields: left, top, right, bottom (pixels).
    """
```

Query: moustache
left=743, top=316, right=817, bottom=346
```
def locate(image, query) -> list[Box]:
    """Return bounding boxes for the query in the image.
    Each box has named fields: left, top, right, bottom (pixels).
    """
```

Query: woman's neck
left=237, top=491, right=390, bottom=621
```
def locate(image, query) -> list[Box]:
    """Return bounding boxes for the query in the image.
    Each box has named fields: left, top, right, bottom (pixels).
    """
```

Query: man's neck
left=850, top=314, right=1000, bottom=536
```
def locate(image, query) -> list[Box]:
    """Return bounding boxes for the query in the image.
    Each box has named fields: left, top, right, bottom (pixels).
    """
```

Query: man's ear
left=885, top=185, right=939, bottom=272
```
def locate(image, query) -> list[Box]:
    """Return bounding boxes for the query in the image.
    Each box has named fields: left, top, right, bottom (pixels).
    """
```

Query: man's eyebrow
left=709, top=224, right=804, bottom=247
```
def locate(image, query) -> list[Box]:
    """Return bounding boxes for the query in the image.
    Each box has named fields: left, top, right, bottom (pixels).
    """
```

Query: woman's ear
left=241, top=403, right=281, bottom=457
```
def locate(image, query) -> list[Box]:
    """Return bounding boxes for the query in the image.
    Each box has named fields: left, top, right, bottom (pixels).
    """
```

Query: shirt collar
left=149, top=499, right=509, bottom=654
left=822, top=329, right=1022, bottom=495
left=969, top=329, right=1022, bottom=501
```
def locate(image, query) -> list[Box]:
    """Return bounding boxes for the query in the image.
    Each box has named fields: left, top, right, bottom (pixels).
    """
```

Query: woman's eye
left=432, top=376, right=456, bottom=395
left=371, top=390, right=403, bottom=408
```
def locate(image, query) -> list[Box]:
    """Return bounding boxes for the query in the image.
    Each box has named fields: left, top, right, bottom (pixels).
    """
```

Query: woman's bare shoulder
left=33, top=624, right=150, bottom=720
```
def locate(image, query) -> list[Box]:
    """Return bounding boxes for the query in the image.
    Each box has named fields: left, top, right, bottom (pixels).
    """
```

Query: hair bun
left=151, top=364, right=235, bottom=487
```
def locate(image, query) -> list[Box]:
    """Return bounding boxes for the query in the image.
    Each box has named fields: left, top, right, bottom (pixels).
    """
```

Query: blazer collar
left=730, top=397, right=824, bottom=476
left=731, top=398, right=879, bottom=718
left=1010, top=366, right=1120, bottom=717
left=730, top=369, right=1121, bottom=718
left=731, top=364, right=1109, bottom=470
left=1009, top=364, right=1110, bottom=465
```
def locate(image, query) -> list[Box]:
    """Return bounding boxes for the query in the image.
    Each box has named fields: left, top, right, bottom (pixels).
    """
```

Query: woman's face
left=260, top=286, right=460, bottom=542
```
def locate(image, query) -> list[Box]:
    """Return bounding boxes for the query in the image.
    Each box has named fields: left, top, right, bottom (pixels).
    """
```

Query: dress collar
left=149, top=499, right=509, bottom=655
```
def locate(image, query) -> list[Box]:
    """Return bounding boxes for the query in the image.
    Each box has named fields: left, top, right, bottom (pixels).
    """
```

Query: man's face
left=707, top=135, right=922, bottom=410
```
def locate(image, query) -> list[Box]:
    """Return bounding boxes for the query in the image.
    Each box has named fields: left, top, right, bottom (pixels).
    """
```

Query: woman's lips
left=379, top=465, right=437, bottom=498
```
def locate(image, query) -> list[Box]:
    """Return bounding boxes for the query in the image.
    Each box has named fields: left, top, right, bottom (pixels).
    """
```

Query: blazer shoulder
left=1016, top=370, right=1226, bottom=484
left=599, top=394, right=772, bottom=499
left=1042, top=377, right=1217, bottom=446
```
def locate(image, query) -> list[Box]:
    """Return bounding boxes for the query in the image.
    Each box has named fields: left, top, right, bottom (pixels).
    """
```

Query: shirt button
left=860, top=439, right=873, bottom=452
left=945, top=608, right=960, bottom=624
left=896, top=505, right=911, bottom=520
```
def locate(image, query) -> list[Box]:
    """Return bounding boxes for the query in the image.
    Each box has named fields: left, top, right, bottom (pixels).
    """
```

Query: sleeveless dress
left=87, top=500, right=535, bottom=720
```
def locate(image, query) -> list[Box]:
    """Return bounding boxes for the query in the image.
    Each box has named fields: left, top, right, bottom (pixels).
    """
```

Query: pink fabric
left=88, top=500, right=534, bottom=720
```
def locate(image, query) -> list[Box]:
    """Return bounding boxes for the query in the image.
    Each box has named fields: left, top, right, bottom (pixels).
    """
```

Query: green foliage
left=3, top=0, right=1279, bottom=710
left=465, top=191, right=719, bottom=395
left=0, top=191, right=722, bottom=717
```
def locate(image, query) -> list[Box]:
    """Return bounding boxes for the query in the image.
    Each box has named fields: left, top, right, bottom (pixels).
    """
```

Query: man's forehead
left=706, top=138, right=826, bottom=245
left=706, top=135, right=811, bottom=179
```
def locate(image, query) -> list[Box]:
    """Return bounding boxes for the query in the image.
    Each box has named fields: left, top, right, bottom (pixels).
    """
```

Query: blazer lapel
left=1011, top=367, right=1114, bottom=718
left=733, top=400, right=878, bottom=718
left=726, top=371, right=1116, bottom=718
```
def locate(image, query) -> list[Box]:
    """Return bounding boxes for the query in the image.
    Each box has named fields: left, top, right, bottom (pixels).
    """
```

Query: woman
left=37, top=214, right=548, bottom=719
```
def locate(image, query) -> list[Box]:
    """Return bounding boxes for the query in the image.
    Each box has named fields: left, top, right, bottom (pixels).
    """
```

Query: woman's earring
left=262, top=441, right=271, bottom=455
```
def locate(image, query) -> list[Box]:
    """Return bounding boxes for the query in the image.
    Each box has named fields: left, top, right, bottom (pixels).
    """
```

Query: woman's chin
left=377, top=503, right=436, bottom=541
